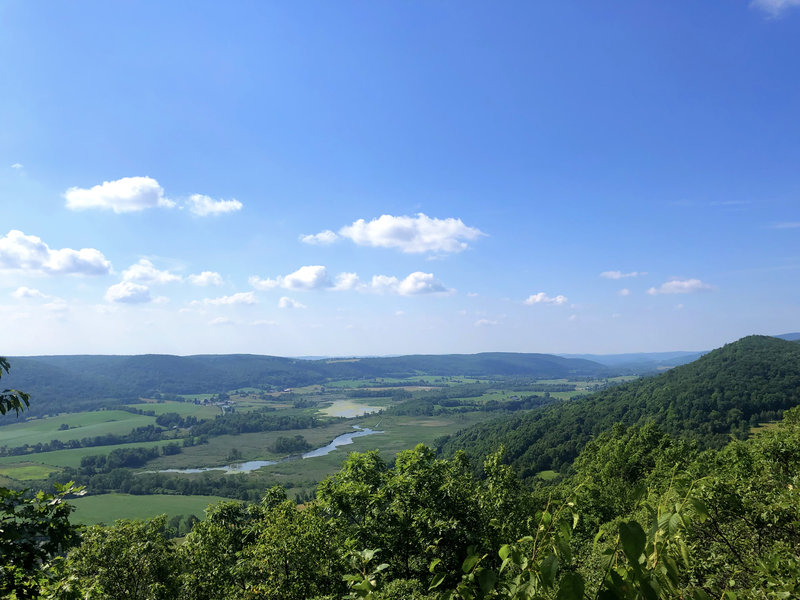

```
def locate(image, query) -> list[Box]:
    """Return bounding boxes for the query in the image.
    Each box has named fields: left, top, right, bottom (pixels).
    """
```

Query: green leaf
left=477, top=568, right=497, bottom=594
left=540, top=554, right=559, bottom=587
left=619, top=521, right=646, bottom=565
left=556, top=572, right=585, bottom=600
left=429, top=573, right=446, bottom=590
left=462, top=553, right=481, bottom=574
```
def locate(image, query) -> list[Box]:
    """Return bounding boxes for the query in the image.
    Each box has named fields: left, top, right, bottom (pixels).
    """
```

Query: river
left=155, top=425, right=384, bottom=474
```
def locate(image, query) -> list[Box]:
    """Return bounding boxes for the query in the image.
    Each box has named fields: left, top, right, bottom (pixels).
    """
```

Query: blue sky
left=1, top=1, right=799, bottom=356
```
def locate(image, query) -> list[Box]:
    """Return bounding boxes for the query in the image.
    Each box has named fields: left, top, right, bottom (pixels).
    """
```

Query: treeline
left=190, top=410, right=324, bottom=437
left=384, top=394, right=554, bottom=417
left=9, top=407, right=800, bottom=599
left=438, top=335, right=800, bottom=478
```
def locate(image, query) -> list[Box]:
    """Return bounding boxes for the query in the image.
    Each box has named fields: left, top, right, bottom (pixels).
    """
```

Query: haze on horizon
left=1, top=1, right=798, bottom=357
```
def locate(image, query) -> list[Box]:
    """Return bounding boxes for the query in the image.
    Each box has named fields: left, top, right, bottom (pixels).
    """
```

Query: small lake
left=320, top=399, right=381, bottom=418
left=155, top=425, right=384, bottom=475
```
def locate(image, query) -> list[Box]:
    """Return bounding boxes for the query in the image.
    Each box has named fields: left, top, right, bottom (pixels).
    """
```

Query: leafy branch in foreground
left=0, top=356, right=30, bottom=416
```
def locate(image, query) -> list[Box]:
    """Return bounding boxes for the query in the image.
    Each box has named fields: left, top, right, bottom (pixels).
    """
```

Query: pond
left=154, top=425, right=384, bottom=475
left=319, top=399, right=382, bottom=418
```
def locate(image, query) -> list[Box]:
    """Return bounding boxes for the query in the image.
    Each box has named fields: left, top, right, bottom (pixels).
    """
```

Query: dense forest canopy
left=438, top=335, right=800, bottom=477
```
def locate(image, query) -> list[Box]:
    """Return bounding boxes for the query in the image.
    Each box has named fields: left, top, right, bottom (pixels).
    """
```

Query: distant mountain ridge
left=559, top=350, right=706, bottom=372
left=1, top=351, right=609, bottom=419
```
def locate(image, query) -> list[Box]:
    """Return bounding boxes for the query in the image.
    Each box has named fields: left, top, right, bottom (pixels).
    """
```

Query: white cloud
left=751, top=0, right=800, bottom=16
left=338, top=213, right=485, bottom=254
left=199, top=292, right=257, bottom=306
left=105, top=281, right=151, bottom=304
left=619, top=288, right=630, bottom=296
left=397, top=272, right=451, bottom=295
left=474, top=318, right=499, bottom=327
left=332, top=272, right=362, bottom=291
left=467, top=292, right=479, bottom=297
left=524, top=292, right=568, bottom=306
left=774, top=221, right=800, bottom=229
left=65, top=176, right=175, bottom=213
left=647, top=279, right=716, bottom=295
left=11, top=163, right=23, bottom=170
left=251, top=265, right=452, bottom=296
left=278, top=296, right=306, bottom=309
left=600, top=270, right=643, bottom=279
left=368, top=272, right=453, bottom=296
left=394, top=310, right=405, bottom=316
left=0, top=230, right=111, bottom=275
left=122, top=259, right=182, bottom=284
left=188, top=271, right=224, bottom=286
left=299, top=230, right=339, bottom=245
left=12, top=287, right=48, bottom=300
left=186, top=194, right=243, bottom=217
left=209, top=316, right=233, bottom=326
left=250, top=265, right=330, bottom=291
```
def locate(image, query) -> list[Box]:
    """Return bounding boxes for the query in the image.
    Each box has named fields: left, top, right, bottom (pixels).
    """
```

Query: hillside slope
left=437, top=335, right=800, bottom=478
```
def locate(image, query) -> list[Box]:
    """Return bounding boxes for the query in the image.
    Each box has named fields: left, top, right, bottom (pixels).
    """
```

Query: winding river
left=155, top=425, right=384, bottom=475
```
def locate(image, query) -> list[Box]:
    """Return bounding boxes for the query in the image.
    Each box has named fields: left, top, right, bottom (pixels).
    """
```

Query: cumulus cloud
left=250, top=265, right=331, bottom=291
left=299, top=230, right=339, bottom=245
left=278, top=296, right=306, bottom=309
left=332, top=272, right=362, bottom=291
left=187, top=194, right=242, bottom=217
left=751, top=0, right=800, bottom=16
left=198, top=292, right=257, bottom=306
left=600, top=270, right=644, bottom=279
left=65, top=176, right=175, bottom=213
left=0, top=230, right=111, bottom=275
left=11, top=163, right=23, bottom=170
left=250, top=265, right=452, bottom=296
left=619, top=288, right=631, bottom=297
left=368, top=272, right=453, bottom=296
left=188, top=271, right=224, bottom=286
left=647, top=279, right=716, bottom=295
left=122, top=259, right=182, bottom=284
left=105, top=281, right=151, bottom=304
left=12, top=287, right=48, bottom=300
left=336, top=213, right=485, bottom=254
left=524, top=292, right=568, bottom=306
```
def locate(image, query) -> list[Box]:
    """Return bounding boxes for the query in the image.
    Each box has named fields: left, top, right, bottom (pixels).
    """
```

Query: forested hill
left=437, top=335, right=800, bottom=478
left=2, top=351, right=607, bottom=418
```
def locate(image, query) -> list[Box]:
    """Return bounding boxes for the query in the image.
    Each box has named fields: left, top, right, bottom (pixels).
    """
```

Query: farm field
left=0, top=368, right=629, bottom=521
left=70, top=493, right=229, bottom=525
left=0, top=410, right=157, bottom=447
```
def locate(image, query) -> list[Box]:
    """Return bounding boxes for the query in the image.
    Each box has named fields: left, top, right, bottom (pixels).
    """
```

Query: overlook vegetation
left=1, top=335, right=800, bottom=598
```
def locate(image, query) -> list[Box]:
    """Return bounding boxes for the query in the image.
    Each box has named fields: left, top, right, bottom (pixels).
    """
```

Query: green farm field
left=0, top=410, right=157, bottom=447
left=0, top=439, right=175, bottom=469
left=69, top=493, right=229, bottom=525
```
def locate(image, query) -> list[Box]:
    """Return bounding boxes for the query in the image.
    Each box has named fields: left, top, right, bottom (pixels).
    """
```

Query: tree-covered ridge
left=1, top=352, right=608, bottom=419
left=438, top=335, right=800, bottom=477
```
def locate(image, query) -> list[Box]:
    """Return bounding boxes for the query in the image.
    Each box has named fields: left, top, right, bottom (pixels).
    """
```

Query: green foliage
left=0, top=482, right=85, bottom=599
left=54, top=515, right=179, bottom=599
left=0, top=356, right=29, bottom=416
